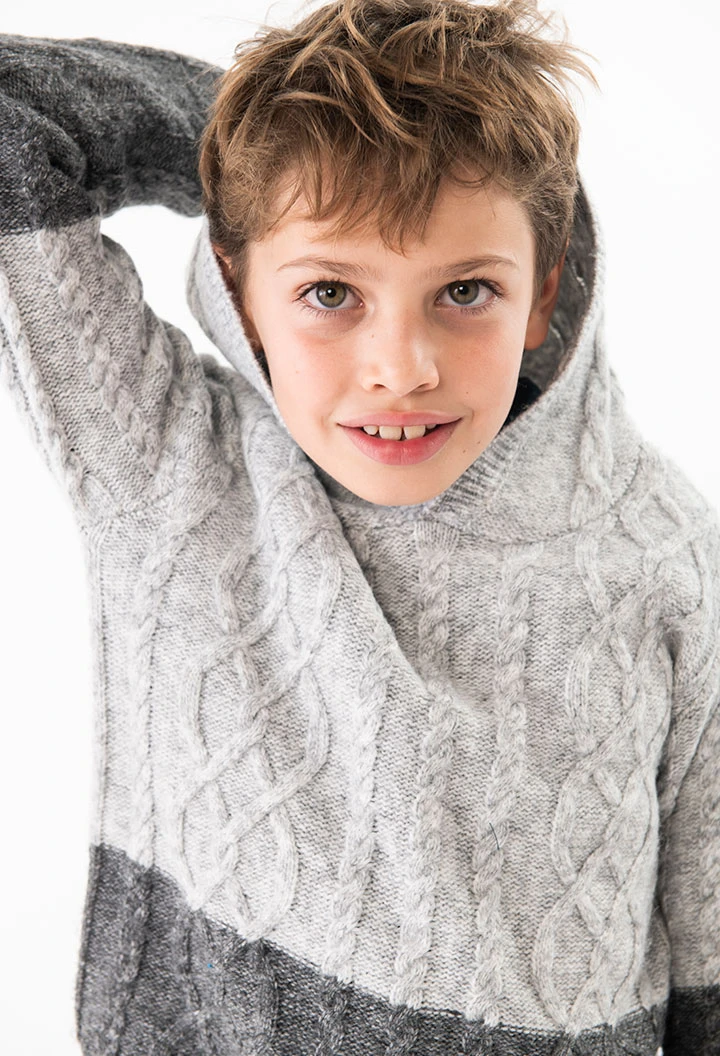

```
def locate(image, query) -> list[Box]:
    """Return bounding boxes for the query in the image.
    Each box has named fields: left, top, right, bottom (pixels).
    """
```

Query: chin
left=348, top=476, right=450, bottom=507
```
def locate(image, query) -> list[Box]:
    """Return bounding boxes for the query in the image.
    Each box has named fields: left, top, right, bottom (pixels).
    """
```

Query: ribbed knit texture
left=1, top=32, right=719, bottom=1056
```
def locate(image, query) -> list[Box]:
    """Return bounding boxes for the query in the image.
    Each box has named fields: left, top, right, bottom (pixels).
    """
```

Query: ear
left=211, top=241, right=235, bottom=288
left=523, top=248, right=567, bottom=351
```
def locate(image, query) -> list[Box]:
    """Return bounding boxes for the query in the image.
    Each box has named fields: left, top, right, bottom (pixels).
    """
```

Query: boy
left=0, top=1, right=718, bottom=1054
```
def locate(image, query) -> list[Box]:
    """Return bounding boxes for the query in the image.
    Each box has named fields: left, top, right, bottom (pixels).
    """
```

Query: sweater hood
left=186, top=170, right=642, bottom=542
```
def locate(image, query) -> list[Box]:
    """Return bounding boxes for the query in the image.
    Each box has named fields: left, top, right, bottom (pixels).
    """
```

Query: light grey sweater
left=0, top=33, right=718, bottom=1056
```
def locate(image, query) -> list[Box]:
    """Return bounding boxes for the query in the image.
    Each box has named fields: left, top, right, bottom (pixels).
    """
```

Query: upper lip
left=338, top=412, right=461, bottom=427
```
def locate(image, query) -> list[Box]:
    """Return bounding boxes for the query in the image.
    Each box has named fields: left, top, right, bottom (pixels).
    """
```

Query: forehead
left=255, top=172, right=534, bottom=265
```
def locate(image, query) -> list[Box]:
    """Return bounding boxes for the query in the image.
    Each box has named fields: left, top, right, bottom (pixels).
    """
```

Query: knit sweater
left=0, top=33, right=718, bottom=1056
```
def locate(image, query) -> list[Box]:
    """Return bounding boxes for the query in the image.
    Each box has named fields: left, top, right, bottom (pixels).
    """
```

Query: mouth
left=339, top=419, right=461, bottom=466
left=338, top=414, right=461, bottom=429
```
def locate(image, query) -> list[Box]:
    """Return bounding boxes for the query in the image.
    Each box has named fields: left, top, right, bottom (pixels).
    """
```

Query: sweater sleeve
left=658, top=695, right=720, bottom=1054
left=656, top=523, right=720, bottom=1055
left=0, top=33, right=224, bottom=527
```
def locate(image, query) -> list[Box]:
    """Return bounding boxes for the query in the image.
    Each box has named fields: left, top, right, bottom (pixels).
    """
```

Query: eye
left=440, top=279, right=495, bottom=309
left=301, top=281, right=360, bottom=312
left=314, top=283, right=346, bottom=308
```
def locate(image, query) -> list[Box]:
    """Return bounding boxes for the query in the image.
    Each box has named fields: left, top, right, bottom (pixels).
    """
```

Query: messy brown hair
left=199, top=0, right=598, bottom=310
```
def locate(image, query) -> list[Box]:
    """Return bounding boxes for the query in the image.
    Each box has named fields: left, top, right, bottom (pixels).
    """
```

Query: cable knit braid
left=534, top=345, right=619, bottom=1030
left=104, top=463, right=234, bottom=1054
left=699, top=709, right=720, bottom=1046
left=536, top=478, right=615, bottom=1023
left=318, top=523, right=396, bottom=1056
left=38, top=224, right=165, bottom=473
left=165, top=412, right=346, bottom=1048
left=534, top=394, right=703, bottom=1036
left=159, top=383, right=269, bottom=1055
left=466, top=540, right=542, bottom=1028
left=173, top=503, right=340, bottom=917
left=603, top=453, right=700, bottom=1023
left=387, top=521, right=459, bottom=1054
left=0, top=258, right=87, bottom=513
left=689, top=543, right=720, bottom=995
left=568, top=539, right=663, bottom=1023
left=623, top=461, right=720, bottom=1013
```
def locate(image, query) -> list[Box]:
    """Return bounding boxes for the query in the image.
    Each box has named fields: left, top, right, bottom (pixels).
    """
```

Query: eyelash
left=295, top=276, right=504, bottom=318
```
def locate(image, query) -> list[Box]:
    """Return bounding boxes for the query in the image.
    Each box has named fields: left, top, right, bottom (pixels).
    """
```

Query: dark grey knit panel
left=0, top=34, right=221, bottom=233
left=75, top=843, right=675, bottom=1056
left=664, top=984, right=720, bottom=1055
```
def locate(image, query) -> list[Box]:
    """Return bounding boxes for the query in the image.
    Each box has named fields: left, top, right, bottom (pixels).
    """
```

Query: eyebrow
left=276, top=254, right=519, bottom=280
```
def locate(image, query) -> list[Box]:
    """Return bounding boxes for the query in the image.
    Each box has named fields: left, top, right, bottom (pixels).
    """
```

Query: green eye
left=315, top=283, right=347, bottom=308
left=447, top=280, right=480, bottom=305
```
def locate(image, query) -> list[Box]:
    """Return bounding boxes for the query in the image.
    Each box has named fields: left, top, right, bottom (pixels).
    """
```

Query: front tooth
left=361, top=424, right=432, bottom=439
left=378, top=425, right=403, bottom=440
left=402, top=425, right=427, bottom=440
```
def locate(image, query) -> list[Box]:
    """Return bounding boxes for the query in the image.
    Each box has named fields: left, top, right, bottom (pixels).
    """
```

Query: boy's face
left=215, top=175, right=564, bottom=507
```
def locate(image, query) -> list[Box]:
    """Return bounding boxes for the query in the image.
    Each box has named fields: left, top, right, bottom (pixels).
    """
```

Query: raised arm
left=0, top=34, right=224, bottom=527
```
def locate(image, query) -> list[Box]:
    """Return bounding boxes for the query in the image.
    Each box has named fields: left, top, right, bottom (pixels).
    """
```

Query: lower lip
left=339, top=421, right=460, bottom=465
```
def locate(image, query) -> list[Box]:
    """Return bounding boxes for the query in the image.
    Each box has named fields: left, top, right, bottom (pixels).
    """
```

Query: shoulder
left=631, top=439, right=720, bottom=685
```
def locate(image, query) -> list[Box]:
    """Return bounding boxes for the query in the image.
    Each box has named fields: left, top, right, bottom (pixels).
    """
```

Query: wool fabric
left=0, top=32, right=719, bottom=1056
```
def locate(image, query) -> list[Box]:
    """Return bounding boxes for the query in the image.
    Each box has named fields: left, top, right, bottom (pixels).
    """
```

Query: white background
left=0, top=1, right=718, bottom=1052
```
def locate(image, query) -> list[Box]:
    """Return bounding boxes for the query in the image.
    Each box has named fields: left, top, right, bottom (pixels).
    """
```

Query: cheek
left=265, top=330, right=349, bottom=415
left=455, top=328, right=523, bottom=392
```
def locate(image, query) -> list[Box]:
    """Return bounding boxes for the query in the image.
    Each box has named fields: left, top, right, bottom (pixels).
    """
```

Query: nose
left=358, top=312, right=440, bottom=396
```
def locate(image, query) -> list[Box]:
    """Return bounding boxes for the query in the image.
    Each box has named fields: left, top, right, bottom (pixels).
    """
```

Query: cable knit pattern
left=0, top=255, right=87, bottom=510
left=698, top=703, right=720, bottom=1003
left=2, top=32, right=719, bottom=1056
left=317, top=523, right=396, bottom=1054
left=466, top=540, right=541, bottom=1030
left=387, top=522, right=459, bottom=1055
left=38, top=225, right=164, bottom=474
